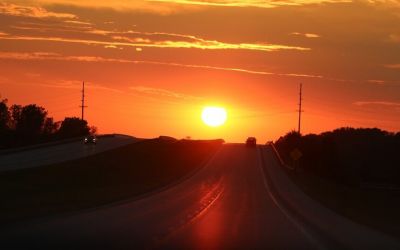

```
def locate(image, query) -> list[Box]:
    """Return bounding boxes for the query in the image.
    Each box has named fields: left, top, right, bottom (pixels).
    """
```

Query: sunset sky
left=0, top=0, right=399, bottom=142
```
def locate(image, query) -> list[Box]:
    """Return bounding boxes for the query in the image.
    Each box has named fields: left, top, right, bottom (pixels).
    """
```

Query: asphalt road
left=0, top=135, right=139, bottom=172
left=0, top=144, right=322, bottom=249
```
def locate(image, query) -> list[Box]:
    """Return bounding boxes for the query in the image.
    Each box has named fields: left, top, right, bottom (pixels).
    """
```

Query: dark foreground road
left=1, top=145, right=321, bottom=249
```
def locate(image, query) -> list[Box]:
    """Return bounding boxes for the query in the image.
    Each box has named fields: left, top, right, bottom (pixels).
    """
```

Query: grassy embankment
left=0, top=138, right=223, bottom=225
left=275, top=128, right=400, bottom=239
left=284, top=170, right=400, bottom=238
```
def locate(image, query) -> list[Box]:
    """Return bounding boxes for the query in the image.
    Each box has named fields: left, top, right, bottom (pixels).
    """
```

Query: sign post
left=290, top=148, right=303, bottom=173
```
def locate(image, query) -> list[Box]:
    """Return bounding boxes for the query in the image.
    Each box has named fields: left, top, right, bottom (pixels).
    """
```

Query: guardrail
left=269, top=142, right=294, bottom=171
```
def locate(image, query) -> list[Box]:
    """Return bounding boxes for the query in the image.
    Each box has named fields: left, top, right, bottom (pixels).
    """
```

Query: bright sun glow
left=201, top=106, right=227, bottom=127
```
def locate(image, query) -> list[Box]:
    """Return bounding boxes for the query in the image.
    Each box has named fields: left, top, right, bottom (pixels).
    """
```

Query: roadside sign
left=290, top=148, right=303, bottom=161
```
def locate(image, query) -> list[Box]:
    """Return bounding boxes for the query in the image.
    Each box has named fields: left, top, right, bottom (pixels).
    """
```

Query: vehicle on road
left=246, top=137, right=257, bottom=147
left=84, top=135, right=97, bottom=144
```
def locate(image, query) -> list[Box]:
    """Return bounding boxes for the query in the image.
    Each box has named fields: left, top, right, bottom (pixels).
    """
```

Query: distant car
left=246, top=137, right=257, bottom=147
left=84, top=135, right=97, bottom=144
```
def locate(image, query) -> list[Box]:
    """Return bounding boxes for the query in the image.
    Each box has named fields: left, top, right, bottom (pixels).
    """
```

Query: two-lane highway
left=163, top=144, right=317, bottom=249
left=1, top=144, right=320, bottom=249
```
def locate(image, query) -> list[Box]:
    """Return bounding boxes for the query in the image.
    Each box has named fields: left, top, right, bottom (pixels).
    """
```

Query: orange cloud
left=4, top=19, right=311, bottom=52
left=63, top=20, right=92, bottom=26
left=104, top=45, right=120, bottom=49
left=385, top=64, right=400, bottom=69
left=0, top=2, right=76, bottom=19
left=149, top=0, right=351, bottom=8
left=130, top=86, right=202, bottom=100
left=367, top=79, right=386, bottom=85
left=55, top=26, right=311, bottom=51
left=0, top=51, right=323, bottom=79
left=291, top=32, right=320, bottom=38
left=0, top=33, right=310, bottom=52
left=388, top=33, right=400, bottom=43
left=354, top=101, right=400, bottom=108
left=0, top=52, right=134, bottom=63
left=6, top=0, right=185, bottom=14
left=0, top=51, right=60, bottom=60
left=30, top=79, right=123, bottom=94
left=3, top=0, right=353, bottom=15
left=366, top=0, right=400, bottom=8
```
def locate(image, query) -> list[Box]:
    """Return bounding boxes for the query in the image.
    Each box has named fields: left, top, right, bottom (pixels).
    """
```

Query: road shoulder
left=259, top=145, right=400, bottom=249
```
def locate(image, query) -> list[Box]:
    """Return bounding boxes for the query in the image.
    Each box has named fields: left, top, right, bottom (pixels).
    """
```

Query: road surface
left=0, top=134, right=139, bottom=172
left=1, top=144, right=323, bottom=249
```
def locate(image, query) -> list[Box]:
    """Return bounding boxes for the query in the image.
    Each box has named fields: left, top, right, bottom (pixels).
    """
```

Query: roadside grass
left=0, top=139, right=223, bottom=225
left=285, top=169, right=400, bottom=239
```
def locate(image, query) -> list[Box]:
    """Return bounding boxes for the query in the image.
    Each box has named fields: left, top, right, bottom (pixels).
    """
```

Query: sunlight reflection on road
left=154, top=175, right=225, bottom=248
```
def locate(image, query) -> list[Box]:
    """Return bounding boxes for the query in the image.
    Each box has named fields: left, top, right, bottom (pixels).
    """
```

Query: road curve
left=0, top=135, right=139, bottom=172
left=1, top=144, right=320, bottom=249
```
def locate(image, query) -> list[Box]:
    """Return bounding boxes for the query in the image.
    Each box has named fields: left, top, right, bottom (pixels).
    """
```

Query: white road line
left=257, top=147, right=327, bottom=250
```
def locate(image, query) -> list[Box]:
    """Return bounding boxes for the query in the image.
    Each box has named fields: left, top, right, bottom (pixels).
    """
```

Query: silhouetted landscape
left=0, top=98, right=94, bottom=148
left=275, top=128, right=400, bottom=238
left=276, top=127, right=400, bottom=186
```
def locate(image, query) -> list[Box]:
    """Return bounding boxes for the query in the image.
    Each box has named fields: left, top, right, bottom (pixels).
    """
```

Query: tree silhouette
left=9, top=104, right=22, bottom=130
left=58, top=117, right=90, bottom=138
left=43, top=117, right=59, bottom=137
left=0, top=99, right=10, bottom=132
left=15, top=104, right=48, bottom=143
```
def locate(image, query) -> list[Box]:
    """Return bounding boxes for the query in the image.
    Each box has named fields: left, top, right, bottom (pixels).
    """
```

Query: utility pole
left=297, top=83, right=303, bottom=134
left=80, top=81, right=87, bottom=121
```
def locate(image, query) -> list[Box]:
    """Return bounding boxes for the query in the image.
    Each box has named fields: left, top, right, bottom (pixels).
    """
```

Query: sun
left=201, top=106, right=227, bottom=127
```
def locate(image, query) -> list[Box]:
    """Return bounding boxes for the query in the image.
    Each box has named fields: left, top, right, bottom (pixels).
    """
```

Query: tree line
left=0, top=98, right=95, bottom=149
left=275, top=127, right=400, bottom=186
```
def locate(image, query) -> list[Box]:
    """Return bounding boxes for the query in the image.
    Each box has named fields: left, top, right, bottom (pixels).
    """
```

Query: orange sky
left=0, top=0, right=399, bottom=142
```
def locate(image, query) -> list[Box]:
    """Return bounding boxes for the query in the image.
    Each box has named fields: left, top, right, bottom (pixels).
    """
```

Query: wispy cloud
left=4, top=0, right=352, bottom=14
left=354, top=101, right=400, bottom=108
left=385, top=64, right=400, bottom=69
left=0, top=32, right=310, bottom=52
left=0, top=52, right=60, bottom=60
left=0, top=3, right=76, bottom=19
left=367, top=79, right=386, bottom=85
left=0, top=0, right=392, bottom=18
left=10, top=23, right=93, bottom=34
left=38, top=80, right=123, bottom=93
left=147, top=0, right=351, bottom=8
left=0, top=51, right=324, bottom=79
left=0, top=51, right=135, bottom=63
left=148, top=0, right=351, bottom=8
left=148, top=61, right=323, bottom=78
left=130, top=86, right=202, bottom=100
left=63, top=20, right=92, bottom=26
left=291, top=32, right=320, bottom=38
left=104, top=44, right=122, bottom=49
left=388, top=33, right=400, bottom=43
left=366, top=0, right=400, bottom=7
left=5, top=16, right=311, bottom=53
left=8, top=22, right=310, bottom=52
